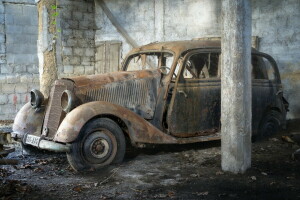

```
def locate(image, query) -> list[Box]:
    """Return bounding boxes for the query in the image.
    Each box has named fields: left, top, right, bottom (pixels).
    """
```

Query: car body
left=12, top=40, right=288, bottom=171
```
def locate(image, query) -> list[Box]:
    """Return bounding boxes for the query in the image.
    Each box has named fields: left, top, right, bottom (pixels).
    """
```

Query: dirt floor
left=1, top=120, right=300, bottom=200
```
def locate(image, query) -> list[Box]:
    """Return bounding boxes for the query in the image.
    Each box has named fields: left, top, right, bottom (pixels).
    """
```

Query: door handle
left=178, top=90, right=188, bottom=98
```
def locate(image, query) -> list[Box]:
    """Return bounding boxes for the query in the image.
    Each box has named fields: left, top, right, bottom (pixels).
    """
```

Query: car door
left=251, top=53, right=281, bottom=133
left=166, top=50, right=221, bottom=137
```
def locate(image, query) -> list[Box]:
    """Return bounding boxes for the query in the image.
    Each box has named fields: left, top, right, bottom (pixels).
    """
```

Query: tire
left=258, top=110, right=281, bottom=139
left=67, top=118, right=126, bottom=172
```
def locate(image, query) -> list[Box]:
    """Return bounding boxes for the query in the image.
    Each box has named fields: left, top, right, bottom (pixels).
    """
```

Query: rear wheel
left=67, top=118, right=126, bottom=172
left=258, top=110, right=281, bottom=138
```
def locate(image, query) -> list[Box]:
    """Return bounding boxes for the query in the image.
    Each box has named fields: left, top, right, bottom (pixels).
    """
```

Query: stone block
left=2, top=84, right=15, bottom=93
left=0, top=95, right=8, bottom=105
left=73, top=11, right=83, bottom=20
left=27, top=83, right=39, bottom=91
left=83, top=13, right=94, bottom=23
left=84, top=30, right=94, bottom=39
left=85, top=48, right=95, bottom=57
left=62, top=29, right=73, bottom=37
left=66, top=20, right=79, bottom=29
left=64, top=65, right=74, bottom=74
left=61, top=10, right=72, bottom=20
left=6, top=75, right=19, bottom=84
left=20, top=74, right=33, bottom=83
left=82, top=60, right=93, bottom=66
left=32, top=74, right=40, bottom=83
left=15, top=83, right=28, bottom=93
left=27, top=65, right=39, bottom=74
left=6, top=54, right=14, bottom=64
left=15, top=65, right=27, bottom=73
left=23, top=25, right=38, bottom=35
left=73, top=30, right=84, bottom=38
left=5, top=14, right=14, bottom=25
left=20, top=93, right=30, bottom=104
left=77, top=39, right=89, bottom=47
left=74, top=66, right=84, bottom=74
left=0, top=64, right=10, bottom=74
left=85, top=66, right=94, bottom=75
left=8, top=93, right=21, bottom=105
left=0, top=25, right=4, bottom=33
left=0, top=14, right=4, bottom=24
left=74, top=47, right=85, bottom=56
left=5, top=4, right=22, bottom=15
left=6, top=25, right=23, bottom=34
left=87, top=4, right=94, bottom=13
left=0, top=34, right=4, bottom=43
left=0, top=4, right=4, bottom=14
left=69, top=56, right=81, bottom=65
left=63, top=56, right=71, bottom=65
left=13, top=54, right=32, bottom=64
left=0, top=75, right=6, bottom=83
left=0, top=44, right=5, bottom=54
left=1, top=104, right=16, bottom=115
left=66, top=38, right=77, bottom=46
left=0, top=54, right=6, bottom=64
left=63, top=47, right=73, bottom=56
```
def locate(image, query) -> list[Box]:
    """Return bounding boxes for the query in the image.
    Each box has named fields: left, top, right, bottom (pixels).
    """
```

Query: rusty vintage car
left=12, top=40, right=288, bottom=171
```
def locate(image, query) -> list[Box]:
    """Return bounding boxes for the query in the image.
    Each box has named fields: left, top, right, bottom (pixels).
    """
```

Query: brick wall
left=0, top=0, right=39, bottom=120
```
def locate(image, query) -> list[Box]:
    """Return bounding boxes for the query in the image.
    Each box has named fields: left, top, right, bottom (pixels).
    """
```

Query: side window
left=263, top=57, right=276, bottom=81
left=183, top=53, right=220, bottom=79
left=251, top=55, right=268, bottom=80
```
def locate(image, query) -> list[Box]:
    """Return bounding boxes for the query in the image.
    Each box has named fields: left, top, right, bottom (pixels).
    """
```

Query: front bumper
left=11, top=132, right=70, bottom=153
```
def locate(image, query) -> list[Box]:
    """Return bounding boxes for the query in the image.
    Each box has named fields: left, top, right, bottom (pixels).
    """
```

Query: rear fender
left=54, top=101, right=177, bottom=144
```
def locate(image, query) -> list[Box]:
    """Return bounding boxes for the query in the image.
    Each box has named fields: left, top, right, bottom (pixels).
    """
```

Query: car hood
left=64, top=69, right=161, bottom=89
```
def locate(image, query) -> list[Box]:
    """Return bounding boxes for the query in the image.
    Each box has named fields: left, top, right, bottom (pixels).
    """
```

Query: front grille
left=85, top=79, right=150, bottom=105
left=84, top=78, right=157, bottom=119
left=42, top=80, right=73, bottom=139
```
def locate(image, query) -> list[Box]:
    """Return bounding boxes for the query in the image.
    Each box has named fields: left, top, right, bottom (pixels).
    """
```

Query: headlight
left=61, top=90, right=77, bottom=113
left=30, top=89, right=44, bottom=109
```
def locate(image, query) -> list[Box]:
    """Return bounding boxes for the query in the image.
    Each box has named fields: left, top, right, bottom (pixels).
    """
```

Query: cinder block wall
left=0, top=0, right=96, bottom=120
left=58, top=0, right=95, bottom=77
left=0, top=0, right=39, bottom=120
left=95, top=0, right=300, bottom=119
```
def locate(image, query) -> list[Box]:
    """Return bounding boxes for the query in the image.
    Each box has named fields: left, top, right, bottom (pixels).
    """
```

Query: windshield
left=125, top=52, right=174, bottom=74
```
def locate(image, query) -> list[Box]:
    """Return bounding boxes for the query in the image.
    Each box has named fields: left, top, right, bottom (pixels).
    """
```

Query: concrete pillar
left=37, top=0, right=58, bottom=98
left=221, top=0, right=252, bottom=173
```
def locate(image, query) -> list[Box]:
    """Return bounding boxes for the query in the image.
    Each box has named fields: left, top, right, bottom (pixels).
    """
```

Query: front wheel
left=67, top=118, right=126, bottom=172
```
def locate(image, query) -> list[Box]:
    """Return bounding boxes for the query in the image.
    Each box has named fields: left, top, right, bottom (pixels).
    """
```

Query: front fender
left=12, top=103, right=45, bottom=139
left=54, top=101, right=177, bottom=144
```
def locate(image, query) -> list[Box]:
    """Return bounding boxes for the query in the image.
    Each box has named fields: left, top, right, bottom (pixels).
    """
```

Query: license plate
left=25, top=135, right=40, bottom=146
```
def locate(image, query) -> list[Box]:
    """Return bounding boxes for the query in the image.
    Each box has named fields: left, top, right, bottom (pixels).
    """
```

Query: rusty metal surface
left=167, top=79, right=221, bottom=137
left=42, top=80, right=74, bottom=139
left=126, top=40, right=221, bottom=60
left=54, top=101, right=177, bottom=144
left=65, top=69, right=160, bottom=89
left=64, top=69, right=161, bottom=119
left=12, top=102, right=45, bottom=139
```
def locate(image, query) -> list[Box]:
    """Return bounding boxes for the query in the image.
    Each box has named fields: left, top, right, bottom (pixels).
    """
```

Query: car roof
left=128, top=40, right=259, bottom=56
left=128, top=40, right=221, bottom=56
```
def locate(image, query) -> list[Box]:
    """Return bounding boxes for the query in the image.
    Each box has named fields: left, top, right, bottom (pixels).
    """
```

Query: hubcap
left=90, top=138, right=110, bottom=159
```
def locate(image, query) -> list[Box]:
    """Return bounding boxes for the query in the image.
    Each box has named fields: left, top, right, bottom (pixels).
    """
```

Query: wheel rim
left=82, top=130, right=117, bottom=165
left=89, top=138, right=110, bottom=159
